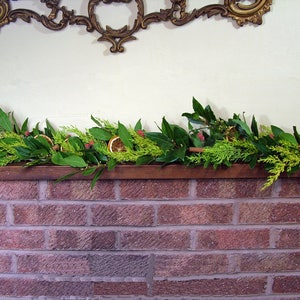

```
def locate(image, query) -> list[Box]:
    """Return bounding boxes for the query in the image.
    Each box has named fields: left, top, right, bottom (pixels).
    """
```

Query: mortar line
left=38, top=180, right=48, bottom=201
left=147, top=254, right=155, bottom=297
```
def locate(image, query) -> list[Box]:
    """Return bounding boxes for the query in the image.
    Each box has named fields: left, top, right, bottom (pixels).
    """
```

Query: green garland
left=0, top=98, right=299, bottom=189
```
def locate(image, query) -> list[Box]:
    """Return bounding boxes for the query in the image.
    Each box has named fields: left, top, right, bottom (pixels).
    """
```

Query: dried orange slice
left=107, top=136, right=126, bottom=152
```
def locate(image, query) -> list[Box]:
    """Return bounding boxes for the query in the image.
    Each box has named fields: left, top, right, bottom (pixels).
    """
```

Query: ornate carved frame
left=0, top=0, right=272, bottom=53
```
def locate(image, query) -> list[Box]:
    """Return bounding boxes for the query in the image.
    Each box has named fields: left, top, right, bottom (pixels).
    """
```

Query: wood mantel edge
left=0, top=164, right=299, bottom=181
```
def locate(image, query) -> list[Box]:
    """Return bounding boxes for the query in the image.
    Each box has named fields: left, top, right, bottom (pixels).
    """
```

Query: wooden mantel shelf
left=0, top=164, right=299, bottom=181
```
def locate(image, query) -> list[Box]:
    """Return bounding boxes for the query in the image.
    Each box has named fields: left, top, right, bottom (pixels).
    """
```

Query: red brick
left=239, top=203, right=271, bottom=223
left=276, top=229, right=300, bottom=248
left=92, top=204, right=154, bottom=226
left=273, top=276, right=300, bottom=293
left=158, top=203, right=233, bottom=225
left=17, top=254, right=90, bottom=275
left=0, top=279, right=14, bottom=295
left=196, top=229, right=269, bottom=250
left=0, top=230, right=45, bottom=250
left=278, top=178, right=300, bottom=197
left=154, top=254, right=228, bottom=276
left=48, top=229, right=116, bottom=250
left=13, top=204, right=87, bottom=225
left=0, top=181, right=39, bottom=200
left=239, top=202, right=300, bottom=224
left=89, top=254, right=150, bottom=277
left=239, top=252, right=300, bottom=272
left=0, top=254, right=12, bottom=272
left=119, top=179, right=189, bottom=200
left=46, top=180, right=115, bottom=200
left=153, top=277, right=267, bottom=296
left=120, top=230, right=190, bottom=250
left=14, top=279, right=93, bottom=296
left=94, top=282, right=147, bottom=296
left=0, top=204, right=6, bottom=224
left=196, top=179, right=271, bottom=198
left=271, top=203, right=300, bottom=223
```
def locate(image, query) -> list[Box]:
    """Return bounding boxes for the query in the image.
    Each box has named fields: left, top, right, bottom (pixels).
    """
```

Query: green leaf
left=188, top=121, right=193, bottom=131
left=84, top=152, right=99, bottom=165
left=145, top=132, right=173, bottom=151
left=249, top=156, right=257, bottom=169
left=1, top=137, right=21, bottom=145
left=293, top=126, right=300, bottom=144
left=10, top=112, right=20, bottom=134
left=278, top=132, right=298, bottom=146
left=91, top=168, right=104, bottom=189
left=204, top=105, right=217, bottom=122
left=93, top=148, right=108, bottom=163
left=181, top=112, right=202, bottom=124
left=192, top=97, right=205, bottom=116
left=232, top=119, right=251, bottom=136
left=14, top=146, right=32, bottom=159
left=107, top=158, right=117, bottom=170
left=134, top=119, right=142, bottom=131
left=51, top=152, right=87, bottom=168
left=136, top=155, right=153, bottom=165
left=251, top=116, right=259, bottom=137
left=90, top=115, right=102, bottom=127
left=157, top=146, right=186, bottom=164
left=23, top=136, right=41, bottom=150
left=0, top=108, right=12, bottom=132
left=62, top=155, right=87, bottom=168
left=33, top=123, right=40, bottom=136
left=68, top=136, right=85, bottom=151
left=21, top=118, right=29, bottom=133
left=25, top=158, right=50, bottom=167
left=55, top=170, right=82, bottom=183
left=173, top=125, right=190, bottom=147
left=46, top=119, right=55, bottom=137
left=271, top=125, right=285, bottom=137
left=89, top=127, right=112, bottom=141
left=24, top=136, right=50, bottom=151
left=161, top=117, right=174, bottom=139
left=51, top=152, right=68, bottom=165
left=35, top=136, right=51, bottom=150
left=31, top=148, right=49, bottom=158
left=117, top=122, right=133, bottom=149
left=82, top=166, right=97, bottom=176
left=191, top=133, right=204, bottom=147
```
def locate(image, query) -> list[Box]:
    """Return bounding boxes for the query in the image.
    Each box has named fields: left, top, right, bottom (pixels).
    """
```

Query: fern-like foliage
left=61, top=126, right=94, bottom=144
left=259, top=140, right=300, bottom=189
left=96, top=130, right=163, bottom=163
left=0, top=132, right=26, bottom=166
left=187, top=139, right=246, bottom=168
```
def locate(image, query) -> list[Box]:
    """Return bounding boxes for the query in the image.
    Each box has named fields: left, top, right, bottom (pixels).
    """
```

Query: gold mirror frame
left=0, top=0, right=272, bottom=53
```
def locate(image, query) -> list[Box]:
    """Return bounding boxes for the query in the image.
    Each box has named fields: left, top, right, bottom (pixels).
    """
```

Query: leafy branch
left=0, top=98, right=299, bottom=189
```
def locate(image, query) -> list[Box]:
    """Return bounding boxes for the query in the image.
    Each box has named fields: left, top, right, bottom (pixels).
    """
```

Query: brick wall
left=0, top=174, right=299, bottom=299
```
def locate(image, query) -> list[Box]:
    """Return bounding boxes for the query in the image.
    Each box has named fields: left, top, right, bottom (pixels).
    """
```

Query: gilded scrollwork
left=0, top=0, right=272, bottom=53
left=0, top=0, right=9, bottom=27
left=224, top=0, right=272, bottom=26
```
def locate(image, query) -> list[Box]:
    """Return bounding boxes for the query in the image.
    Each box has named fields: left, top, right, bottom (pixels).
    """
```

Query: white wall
left=0, top=0, right=299, bottom=132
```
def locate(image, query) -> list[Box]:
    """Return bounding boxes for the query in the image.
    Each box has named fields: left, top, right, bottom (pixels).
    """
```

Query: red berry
left=85, top=143, right=91, bottom=149
left=52, top=144, right=59, bottom=151
left=24, top=131, right=30, bottom=137
left=137, top=129, right=145, bottom=137
left=197, top=132, right=205, bottom=141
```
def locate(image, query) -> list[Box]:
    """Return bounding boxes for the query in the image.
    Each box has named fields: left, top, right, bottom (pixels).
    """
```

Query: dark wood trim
left=0, top=164, right=299, bottom=181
